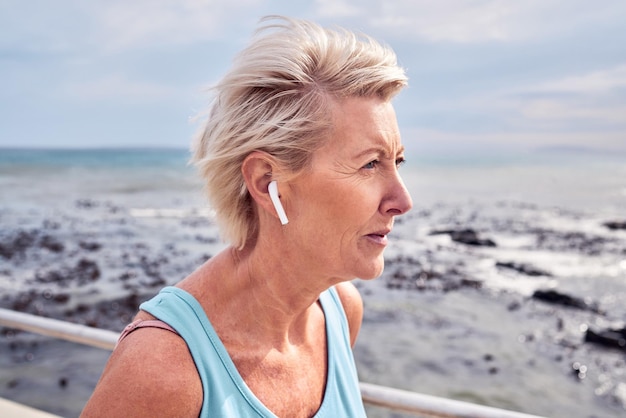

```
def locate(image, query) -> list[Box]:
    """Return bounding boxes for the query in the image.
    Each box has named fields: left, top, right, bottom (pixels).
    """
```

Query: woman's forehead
left=324, top=97, right=402, bottom=154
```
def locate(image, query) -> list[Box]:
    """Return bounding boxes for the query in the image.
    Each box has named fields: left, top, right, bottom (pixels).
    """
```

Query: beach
left=1, top=148, right=625, bottom=417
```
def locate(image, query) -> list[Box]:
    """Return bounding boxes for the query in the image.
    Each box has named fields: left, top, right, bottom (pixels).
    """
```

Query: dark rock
left=39, top=235, right=64, bottom=252
left=496, top=261, right=552, bottom=277
left=105, top=203, right=122, bottom=214
left=63, top=292, right=144, bottom=330
left=507, top=301, right=522, bottom=311
left=119, top=271, right=138, bottom=281
left=74, top=304, right=90, bottom=314
left=42, top=219, right=60, bottom=230
left=139, top=255, right=167, bottom=285
left=5, top=290, right=47, bottom=316
left=556, top=317, right=564, bottom=331
left=534, top=229, right=612, bottom=256
left=532, top=289, right=602, bottom=314
left=0, top=230, right=38, bottom=259
left=9, top=291, right=34, bottom=312
left=603, top=220, right=626, bottom=231
left=74, top=258, right=100, bottom=282
left=42, top=290, right=70, bottom=304
left=459, top=278, right=482, bottom=289
left=34, top=259, right=101, bottom=287
left=195, top=234, right=217, bottom=244
left=429, top=228, right=496, bottom=247
left=53, top=293, right=70, bottom=304
left=584, top=327, right=626, bottom=351
left=122, top=293, right=141, bottom=311
left=79, top=241, right=102, bottom=251
left=34, top=269, right=65, bottom=284
left=75, top=199, right=98, bottom=209
left=386, top=264, right=481, bottom=292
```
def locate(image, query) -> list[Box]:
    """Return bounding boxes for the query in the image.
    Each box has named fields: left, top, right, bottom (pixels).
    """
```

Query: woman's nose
left=382, top=172, right=413, bottom=216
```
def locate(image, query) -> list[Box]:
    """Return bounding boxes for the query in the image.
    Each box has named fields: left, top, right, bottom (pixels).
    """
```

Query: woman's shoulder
left=80, top=323, right=202, bottom=417
left=332, top=281, right=363, bottom=347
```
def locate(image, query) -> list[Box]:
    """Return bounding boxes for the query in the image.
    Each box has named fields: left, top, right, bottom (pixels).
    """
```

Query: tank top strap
left=116, top=319, right=179, bottom=348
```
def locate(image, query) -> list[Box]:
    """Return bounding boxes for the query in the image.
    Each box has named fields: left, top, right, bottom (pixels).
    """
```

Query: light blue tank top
left=140, top=286, right=367, bottom=417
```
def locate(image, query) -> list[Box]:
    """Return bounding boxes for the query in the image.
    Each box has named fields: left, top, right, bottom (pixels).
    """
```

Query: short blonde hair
left=192, top=16, right=407, bottom=248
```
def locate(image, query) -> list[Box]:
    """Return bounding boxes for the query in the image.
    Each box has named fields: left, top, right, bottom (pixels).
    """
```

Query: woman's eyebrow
left=353, top=143, right=405, bottom=160
left=353, top=147, right=385, bottom=160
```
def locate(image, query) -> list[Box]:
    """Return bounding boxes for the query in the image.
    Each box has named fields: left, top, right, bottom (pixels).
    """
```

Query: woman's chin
left=354, top=260, right=385, bottom=281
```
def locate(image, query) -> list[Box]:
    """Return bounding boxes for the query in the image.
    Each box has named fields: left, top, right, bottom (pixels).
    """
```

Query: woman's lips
left=365, top=232, right=389, bottom=246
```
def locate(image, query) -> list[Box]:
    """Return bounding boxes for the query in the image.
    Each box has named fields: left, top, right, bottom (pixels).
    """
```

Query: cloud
left=404, top=128, right=626, bottom=155
left=314, top=0, right=361, bottom=18
left=5, top=0, right=625, bottom=54
left=504, top=64, right=626, bottom=128
left=94, top=0, right=262, bottom=53
left=409, top=61, right=626, bottom=136
left=331, top=0, right=626, bottom=43
left=0, top=0, right=263, bottom=55
left=399, top=64, right=626, bottom=153
left=517, top=99, right=626, bottom=127
left=63, top=73, right=178, bottom=103
left=528, top=65, right=626, bottom=95
left=370, top=0, right=516, bottom=43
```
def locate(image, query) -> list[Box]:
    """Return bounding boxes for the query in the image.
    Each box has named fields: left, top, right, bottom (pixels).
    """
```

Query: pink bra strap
left=116, top=319, right=179, bottom=348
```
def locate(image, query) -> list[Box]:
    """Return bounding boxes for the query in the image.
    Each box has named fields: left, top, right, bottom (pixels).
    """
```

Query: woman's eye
left=396, top=157, right=406, bottom=167
left=363, top=160, right=379, bottom=169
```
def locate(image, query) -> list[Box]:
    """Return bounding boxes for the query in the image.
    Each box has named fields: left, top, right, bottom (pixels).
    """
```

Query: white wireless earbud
left=268, top=180, right=288, bottom=225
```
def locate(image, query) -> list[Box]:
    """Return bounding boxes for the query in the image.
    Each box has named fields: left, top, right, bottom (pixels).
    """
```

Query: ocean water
left=0, top=148, right=203, bottom=210
left=2, top=147, right=624, bottom=214
left=1, top=147, right=625, bottom=417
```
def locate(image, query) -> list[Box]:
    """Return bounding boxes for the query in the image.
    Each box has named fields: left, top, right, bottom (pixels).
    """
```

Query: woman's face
left=285, top=96, right=413, bottom=282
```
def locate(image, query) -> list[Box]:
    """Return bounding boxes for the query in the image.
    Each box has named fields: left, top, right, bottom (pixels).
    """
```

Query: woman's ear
left=241, top=152, right=287, bottom=225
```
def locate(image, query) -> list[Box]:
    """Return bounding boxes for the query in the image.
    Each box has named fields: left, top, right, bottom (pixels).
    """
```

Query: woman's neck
left=180, top=244, right=329, bottom=349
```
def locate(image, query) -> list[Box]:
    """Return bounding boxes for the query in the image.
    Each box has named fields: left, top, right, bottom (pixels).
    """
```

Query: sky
left=1, top=0, right=626, bottom=158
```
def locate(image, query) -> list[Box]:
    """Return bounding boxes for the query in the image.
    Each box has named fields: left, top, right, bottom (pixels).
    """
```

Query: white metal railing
left=0, top=307, right=546, bottom=418
left=0, top=307, right=118, bottom=350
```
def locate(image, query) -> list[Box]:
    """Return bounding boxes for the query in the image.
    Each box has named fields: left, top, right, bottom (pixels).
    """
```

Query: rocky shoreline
left=1, top=198, right=626, bottom=417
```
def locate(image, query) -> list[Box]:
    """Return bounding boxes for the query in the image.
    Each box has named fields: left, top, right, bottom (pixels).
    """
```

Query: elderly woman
left=81, top=16, right=412, bottom=418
